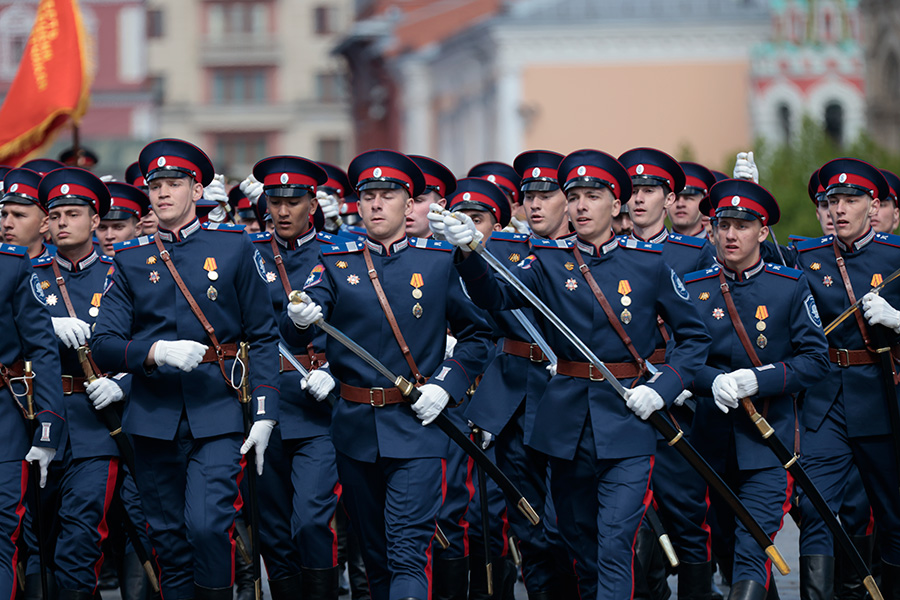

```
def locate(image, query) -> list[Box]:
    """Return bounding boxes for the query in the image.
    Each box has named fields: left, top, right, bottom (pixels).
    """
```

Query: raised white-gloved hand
left=442, top=211, right=483, bottom=249
left=240, top=419, right=275, bottom=475
left=733, top=151, right=759, bottom=183
left=508, top=216, right=531, bottom=235
left=153, top=340, right=208, bottom=372
left=862, top=292, right=900, bottom=333
left=731, top=368, right=759, bottom=398
left=712, top=373, right=740, bottom=413
left=51, top=317, right=91, bottom=349
left=287, top=293, right=322, bottom=329
left=411, top=384, right=450, bottom=426
left=674, top=389, right=693, bottom=406
left=625, top=385, right=664, bottom=420
left=87, top=377, right=124, bottom=410
left=426, top=203, right=448, bottom=238
left=99, top=174, right=117, bottom=183
left=316, top=190, right=341, bottom=220
left=444, top=335, right=457, bottom=359
left=239, top=174, right=264, bottom=205
left=25, top=446, right=55, bottom=488
left=546, top=363, right=557, bottom=377
left=301, top=369, right=335, bottom=402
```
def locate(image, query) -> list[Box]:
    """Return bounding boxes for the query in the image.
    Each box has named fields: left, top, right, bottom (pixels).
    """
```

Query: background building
left=861, top=0, right=900, bottom=153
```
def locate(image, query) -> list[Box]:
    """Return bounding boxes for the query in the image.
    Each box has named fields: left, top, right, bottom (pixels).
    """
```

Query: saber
left=768, top=228, right=788, bottom=267
left=444, top=224, right=790, bottom=574
left=23, top=361, right=50, bottom=600
left=740, top=397, right=882, bottom=599
left=823, top=266, right=900, bottom=335
left=237, top=342, right=263, bottom=600
left=76, top=347, right=161, bottom=593
left=871, top=326, right=900, bottom=497
left=509, top=309, right=557, bottom=365
left=644, top=505, right=679, bottom=569
left=287, top=291, right=540, bottom=526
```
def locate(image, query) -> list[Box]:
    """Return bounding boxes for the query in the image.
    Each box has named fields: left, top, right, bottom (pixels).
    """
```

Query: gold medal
left=621, top=296, right=632, bottom=307
left=413, top=302, right=423, bottom=319
left=336, top=260, right=348, bottom=269
left=872, top=273, right=883, bottom=287
left=809, top=262, right=820, bottom=271
left=509, top=253, right=521, bottom=263
left=89, top=307, right=99, bottom=318
left=412, top=288, right=423, bottom=299
left=620, top=309, right=632, bottom=324
left=564, top=262, right=574, bottom=271
left=207, top=286, right=218, bottom=301
left=208, top=270, right=219, bottom=281
left=757, top=333, right=767, bottom=349
left=755, top=305, right=768, bottom=333
left=204, top=257, right=219, bottom=281
left=698, top=291, right=710, bottom=301
left=146, top=256, right=157, bottom=265
left=40, top=280, right=50, bottom=290
left=756, top=321, right=766, bottom=331
left=410, top=273, right=424, bottom=298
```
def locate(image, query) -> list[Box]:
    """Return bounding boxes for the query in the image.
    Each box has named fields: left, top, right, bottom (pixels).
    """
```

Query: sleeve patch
left=518, top=254, right=537, bottom=269
left=671, top=269, right=690, bottom=300
left=433, top=366, right=452, bottom=381
left=804, top=294, right=822, bottom=328
left=304, top=264, right=326, bottom=289
left=253, top=249, right=267, bottom=281
left=30, top=273, right=47, bottom=305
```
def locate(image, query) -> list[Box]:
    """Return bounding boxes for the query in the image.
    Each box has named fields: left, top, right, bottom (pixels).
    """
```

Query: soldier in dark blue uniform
left=92, top=139, right=281, bottom=600
left=795, top=158, right=900, bottom=599
left=1, top=168, right=53, bottom=260
left=682, top=179, right=828, bottom=600
left=247, top=155, right=344, bottom=599
left=0, top=243, right=64, bottom=600
left=284, top=150, right=493, bottom=600
left=407, top=155, right=454, bottom=240
left=124, top=162, right=156, bottom=236
left=669, top=162, right=716, bottom=239
left=441, top=148, right=711, bottom=600
left=96, top=182, right=149, bottom=257
left=875, top=169, right=900, bottom=234
left=26, top=168, right=120, bottom=600
left=466, top=161, right=524, bottom=233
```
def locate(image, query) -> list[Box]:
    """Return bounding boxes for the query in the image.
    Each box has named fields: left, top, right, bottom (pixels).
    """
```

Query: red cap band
left=422, top=173, right=447, bottom=197
left=453, top=191, right=501, bottom=219
left=684, top=175, right=709, bottom=194
left=826, top=172, right=876, bottom=196
left=564, top=166, right=620, bottom=198
left=262, top=172, right=319, bottom=189
left=323, top=178, right=344, bottom=197
left=110, top=197, right=142, bottom=216
left=358, top=166, right=413, bottom=191
left=715, top=195, right=770, bottom=222
left=523, top=167, right=557, bottom=181
left=481, top=174, right=518, bottom=202
left=5, top=182, right=38, bottom=199
left=628, top=163, right=674, bottom=186
left=149, top=155, right=202, bottom=183
left=49, top=183, right=98, bottom=209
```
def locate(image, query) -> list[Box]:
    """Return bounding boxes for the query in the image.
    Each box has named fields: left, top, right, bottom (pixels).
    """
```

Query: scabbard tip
left=659, top=534, right=680, bottom=568
left=518, top=498, right=540, bottom=526
left=766, top=545, right=790, bottom=575
left=864, top=576, right=884, bottom=600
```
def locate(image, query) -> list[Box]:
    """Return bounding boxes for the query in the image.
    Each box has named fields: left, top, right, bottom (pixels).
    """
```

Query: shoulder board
left=684, top=266, right=720, bottom=284
left=0, top=243, right=27, bottom=257
left=796, top=235, right=833, bottom=252
left=344, top=225, right=367, bottom=236
left=32, top=256, right=54, bottom=268
left=531, top=238, right=573, bottom=249
left=764, top=263, right=801, bottom=279
left=408, top=237, right=453, bottom=251
left=316, top=231, right=355, bottom=245
left=323, top=241, right=362, bottom=255
left=114, top=235, right=156, bottom=253
left=617, top=238, right=663, bottom=253
left=488, top=231, right=530, bottom=243
left=202, top=222, right=245, bottom=233
left=667, top=232, right=707, bottom=249
left=250, top=232, right=272, bottom=244
left=99, top=255, right=114, bottom=264
left=788, top=234, right=810, bottom=242
left=874, top=232, right=900, bottom=248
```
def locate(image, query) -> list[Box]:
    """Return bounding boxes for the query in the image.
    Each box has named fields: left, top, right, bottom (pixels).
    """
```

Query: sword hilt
left=430, top=207, right=482, bottom=251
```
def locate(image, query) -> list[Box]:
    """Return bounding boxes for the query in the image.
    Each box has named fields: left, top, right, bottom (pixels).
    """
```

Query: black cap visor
left=264, top=185, right=313, bottom=198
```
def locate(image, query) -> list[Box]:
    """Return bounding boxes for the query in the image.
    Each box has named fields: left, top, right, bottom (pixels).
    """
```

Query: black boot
left=301, top=567, right=339, bottom=600
left=633, top=523, right=671, bottom=600
left=194, top=584, right=233, bottom=600
left=232, top=548, right=255, bottom=600
left=835, top=536, right=872, bottom=600
left=526, top=593, right=553, bottom=600
left=882, top=561, right=900, bottom=599
left=268, top=573, right=302, bottom=600
left=347, top=525, right=370, bottom=600
left=679, top=561, right=713, bottom=600
left=799, top=555, right=834, bottom=600
left=58, top=590, right=94, bottom=600
left=467, top=553, right=491, bottom=600
left=727, top=580, right=768, bottom=600
left=433, top=556, right=468, bottom=600
left=766, top=578, right=780, bottom=600
left=120, top=552, right=151, bottom=600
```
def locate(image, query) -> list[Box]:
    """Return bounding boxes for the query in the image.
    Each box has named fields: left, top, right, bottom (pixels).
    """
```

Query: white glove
left=411, top=384, right=450, bottom=426
left=287, top=293, right=322, bottom=329
left=204, top=173, right=228, bottom=204
left=862, top=292, right=900, bottom=333
left=301, top=369, right=335, bottom=402
left=546, top=363, right=557, bottom=377
left=153, top=340, right=208, bottom=372
left=625, top=385, right=664, bottom=420
left=442, top=211, right=483, bottom=249
left=712, top=373, right=740, bottom=413
left=674, top=389, right=693, bottom=406
left=25, top=446, right=55, bottom=488
left=508, top=216, right=531, bottom=235
left=444, top=335, right=457, bottom=359
left=733, top=151, right=759, bottom=183
left=87, top=377, right=124, bottom=410
left=240, top=419, right=275, bottom=475
left=731, top=368, right=759, bottom=398
left=51, top=317, right=91, bottom=349
left=426, top=203, right=448, bottom=237
left=99, top=174, right=117, bottom=183
left=316, top=190, right=341, bottom=220
left=240, top=174, right=264, bottom=206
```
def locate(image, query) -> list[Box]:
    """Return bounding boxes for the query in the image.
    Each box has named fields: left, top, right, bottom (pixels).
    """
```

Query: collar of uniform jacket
left=55, top=250, right=99, bottom=272
left=575, top=234, right=618, bottom=257
left=157, top=218, right=201, bottom=242
left=365, top=236, right=408, bottom=256
left=835, top=227, right=875, bottom=253
left=718, top=257, right=765, bottom=282
left=632, top=226, right=668, bottom=245
left=275, top=226, right=316, bottom=251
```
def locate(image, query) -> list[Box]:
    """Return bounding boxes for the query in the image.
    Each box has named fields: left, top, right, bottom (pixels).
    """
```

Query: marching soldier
left=124, top=162, right=157, bottom=236
left=514, top=151, right=571, bottom=241
left=92, top=139, right=281, bottom=600
left=441, top=148, right=711, bottom=600
left=668, top=162, right=716, bottom=238
left=875, top=169, right=900, bottom=234
left=284, top=149, right=493, bottom=600
left=0, top=243, right=64, bottom=600
left=794, top=158, right=900, bottom=599
left=683, top=179, right=829, bottom=600
left=247, top=155, right=344, bottom=599
left=466, top=161, right=526, bottom=233
left=407, top=155, right=454, bottom=239
left=96, top=182, right=149, bottom=257
left=1, top=168, right=52, bottom=259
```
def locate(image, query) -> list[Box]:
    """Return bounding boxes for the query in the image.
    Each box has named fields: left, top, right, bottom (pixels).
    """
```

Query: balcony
left=200, top=35, right=281, bottom=67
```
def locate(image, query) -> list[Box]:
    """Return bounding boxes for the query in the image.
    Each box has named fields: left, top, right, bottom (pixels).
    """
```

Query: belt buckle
left=369, top=387, right=386, bottom=407
left=588, top=364, right=605, bottom=382
left=529, top=344, right=543, bottom=363
left=836, top=349, right=850, bottom=368
left=61, top=375, right=73, bottom=395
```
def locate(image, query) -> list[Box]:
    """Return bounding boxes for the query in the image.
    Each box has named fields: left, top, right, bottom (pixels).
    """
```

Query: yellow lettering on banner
left=30, top=0, right=60, bottom=91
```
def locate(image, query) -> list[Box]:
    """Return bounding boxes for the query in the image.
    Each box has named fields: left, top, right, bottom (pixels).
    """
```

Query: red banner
left=0, top=0, right=92, bottom=166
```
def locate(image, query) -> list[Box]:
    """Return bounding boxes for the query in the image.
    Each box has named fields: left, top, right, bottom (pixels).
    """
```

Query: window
left=207, top=2, right=268, bottom=40
left=317, top=138, right=344, bottom=165
left=777, top=103, right=792, bottom=144
left=213, top=133, right=270, bottom=171
left=315, top=71, right=346, bottom=103
left=314, top=5, right=337, bottom=35
left=209, top=68, right=268, bottom=104
left=149, top=75, right=166, bottom=104
left=147, top=9, right=164, bottom=38
left=0, top=5, right=36, bottom=80
left=824, top=102, right=844, bottom=145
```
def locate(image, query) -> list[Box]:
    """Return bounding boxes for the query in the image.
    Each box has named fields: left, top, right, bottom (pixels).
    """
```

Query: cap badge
left=732, top=196, right=741, bottom=206
left=157, top=157, right=166, bottom=167
left=461, top=192, right=470, bottom=201
left=373, top=167, right=382, bottom=178
left=532, top=167, right=541, bottom=178
left=577, top=166, right=587, bottom=176
left=280, top=173, right=289, bottom=184
left=839, top=173, right=847, bottom=183
left=60, top=184, right=69, bottom=194
left=9, top=183, right=17, bottom=192
left=487, top=175, right=496, bottom=182
left=636, top=164, right=645, bottom=175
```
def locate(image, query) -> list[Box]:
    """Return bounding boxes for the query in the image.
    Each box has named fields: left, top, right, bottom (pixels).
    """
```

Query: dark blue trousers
left=466, top=441, right=511, bottom=559
left=437, top=407, right=473, bottom=559
left=336, top=451, right=443, bottom=600
left=133, top=416, right=244, bottom=598
left=0, top=461, right=26, bottom=600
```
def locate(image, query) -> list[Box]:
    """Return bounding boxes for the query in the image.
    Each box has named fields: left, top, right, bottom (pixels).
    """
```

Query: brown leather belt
left=829, top=346, right=900, bottom=367
left=502, top=339, right=550, bottom=362
left=556, top=349, right=666, bottom=381
left=340, top=383, right=407, bottom=407
left=62, top=375, right=89, bottom=395
left=280, top=353, right=327, bottom=373
left=201, top=343, right=239, bottom=364
left=0, top=360, right=25, bottom=389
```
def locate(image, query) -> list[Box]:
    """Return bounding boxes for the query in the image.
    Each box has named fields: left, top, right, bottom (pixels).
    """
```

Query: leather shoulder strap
left=717, top=271, right=762, bottom=367
left=269, top=237, right=293, bottom=297
left=572, top=245, right=646, bottom=373
left=832, top=240, right=873, bottom=348
left=50, top=259, right=77, bottom=318
left=362, top=245, right=425, bottom=384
